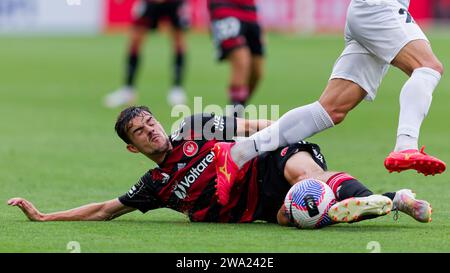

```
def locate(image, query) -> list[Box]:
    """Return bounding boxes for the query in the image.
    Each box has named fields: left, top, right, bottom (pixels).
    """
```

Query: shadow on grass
left=324, top=223, right=424, bottom=232
left=8, top=219, right=427, bottom=233
left=106, top=220, right=425, bottom=233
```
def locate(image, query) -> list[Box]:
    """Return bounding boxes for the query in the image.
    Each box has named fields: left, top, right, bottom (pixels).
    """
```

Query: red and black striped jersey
left=119, top=113, right=260, bottom=223
left=208, top=0, right=258, bottom=23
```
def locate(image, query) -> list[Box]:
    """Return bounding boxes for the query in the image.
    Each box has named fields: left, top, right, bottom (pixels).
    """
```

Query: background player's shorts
left=132, top=1, right=188, bottom=31
left=253, top=141, right=327, bottom=223
left=211, top=17, right=264, bottom=61
left=330, top=0, right=428, bottom=101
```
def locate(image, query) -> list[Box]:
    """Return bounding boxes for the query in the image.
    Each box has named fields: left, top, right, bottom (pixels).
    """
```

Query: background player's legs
left=246, top=21, right=264, bottom=104
left=227, top=47, right=252, bottom=117
left=390, top=40, right=444, bottom=152
left=126, top=25, right=148, bottom=90
left=248, top=55, right=264, bottom=99
left=167, top=28, right=187, bottom=106
left=105, top=25, right=147, bottom=108
left=171, top=28, right=186, bottom=89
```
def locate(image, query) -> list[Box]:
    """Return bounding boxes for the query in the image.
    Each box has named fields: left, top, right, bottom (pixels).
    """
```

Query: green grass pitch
left=1, top=31, right=449, bottom=253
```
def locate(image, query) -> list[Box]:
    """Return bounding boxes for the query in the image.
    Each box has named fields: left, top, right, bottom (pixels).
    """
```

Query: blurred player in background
left=8, top=106, right=432, bottom=227
left=104, top=0, right=188, bottom=108
left=208, top=0, right=265, bottom=117
left=213, top=0, right=446, bottom=205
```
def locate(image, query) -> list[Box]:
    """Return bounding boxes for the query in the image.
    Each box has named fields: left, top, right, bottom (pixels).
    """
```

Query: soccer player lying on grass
left=7, top=106, right=431, bottom=226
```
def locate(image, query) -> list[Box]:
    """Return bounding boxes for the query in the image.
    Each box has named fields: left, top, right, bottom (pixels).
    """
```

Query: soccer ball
left=284, top=179, right=336, bottom=229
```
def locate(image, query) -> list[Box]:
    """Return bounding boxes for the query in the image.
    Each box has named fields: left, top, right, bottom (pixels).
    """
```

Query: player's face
left=126, top=112, right=170, bottom=156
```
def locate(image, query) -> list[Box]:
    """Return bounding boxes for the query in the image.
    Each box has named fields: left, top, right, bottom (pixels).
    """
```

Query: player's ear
left=126, top=144, right=139, bottom=154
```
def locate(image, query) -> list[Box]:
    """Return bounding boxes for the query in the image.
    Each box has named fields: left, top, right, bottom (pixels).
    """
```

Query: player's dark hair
left=115, top=106, right=153, bottom=144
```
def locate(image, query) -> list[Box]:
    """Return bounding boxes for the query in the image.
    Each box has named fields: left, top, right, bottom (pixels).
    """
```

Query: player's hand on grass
left=7, top=198, right=44, bottom=221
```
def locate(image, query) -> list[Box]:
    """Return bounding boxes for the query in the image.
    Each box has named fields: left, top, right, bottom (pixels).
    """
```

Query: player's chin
left=149, top=144, right=169, bottom=155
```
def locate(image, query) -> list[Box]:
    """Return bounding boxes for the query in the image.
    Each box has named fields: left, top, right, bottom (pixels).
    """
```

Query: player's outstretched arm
left=236, top=118, right=273, bottom=137
left=7, top=198, right=135, bottom=222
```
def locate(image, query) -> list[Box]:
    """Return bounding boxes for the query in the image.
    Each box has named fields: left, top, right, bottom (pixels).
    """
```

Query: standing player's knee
left=417, top=59, right=444, bottom=76
left=173, top=33, right=186, bottom=52
left=254, top=60, right=264, bottom=79
left=325, top=108, right=347, bottom=125
left=253, top=68, right=263, bottom=83
left=319, top=97, right=352, bottom=125
left=430, top=60, right=444, bottom=76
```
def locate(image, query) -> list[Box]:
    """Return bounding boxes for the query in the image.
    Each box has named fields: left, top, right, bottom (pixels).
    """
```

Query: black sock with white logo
left=336, top=179, right=373, bottom=201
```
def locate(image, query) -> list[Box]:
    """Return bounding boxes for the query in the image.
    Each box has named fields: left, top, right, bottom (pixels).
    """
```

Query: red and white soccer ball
left=284, top=179, right=336, bottom=229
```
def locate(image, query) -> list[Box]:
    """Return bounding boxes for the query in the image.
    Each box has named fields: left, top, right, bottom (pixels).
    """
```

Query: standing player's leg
left=213, top=59, right=371, bottom=205
left=104, top=0, right=153, bottom=108
left=126, top=25, right=148, bottom=93
left=227, top=47, right=252, bottom=116
left=167, top=2, right=188, bottom=106
left=246, top=20, right=265, bottom=102
left=213, top=39, right=391, bottom=205
left=210, top=17, right=253, bottom=117
left=345, top=0, right=445, bottom=175
left=248, top=56, right=264, bottom=98
left=105, top=25, right=148, bottom=108
left=167, top=28, right=187, bottom=106
left=214, top=1, right=445, bottom=200
left=385, top=40, right=445, bottom=175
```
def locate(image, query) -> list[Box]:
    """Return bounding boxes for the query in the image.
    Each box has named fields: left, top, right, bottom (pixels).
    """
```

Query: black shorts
left=253, top=141, right=328, bottom=223
left=211, top=17, right=265, bottom=61
left=132, top=1, right=188, bottom=31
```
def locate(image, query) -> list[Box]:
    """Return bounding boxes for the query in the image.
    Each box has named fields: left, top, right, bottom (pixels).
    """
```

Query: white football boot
left=167, top=86, right=187, bottom=106
left=328, top=195, right=393, bottom=223
left=393, top=189, right=432, bottom=223
left=104, top=87, right=136, bottom=108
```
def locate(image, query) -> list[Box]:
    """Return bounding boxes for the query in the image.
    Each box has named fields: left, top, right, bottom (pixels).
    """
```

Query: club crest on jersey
left=183, top=141, right=199, bottom=157
left=280, top=147, right=288, bottom=157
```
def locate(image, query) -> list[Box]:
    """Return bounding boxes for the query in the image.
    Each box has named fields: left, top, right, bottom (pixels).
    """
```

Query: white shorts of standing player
left=329, top=0, right=428, bottom=101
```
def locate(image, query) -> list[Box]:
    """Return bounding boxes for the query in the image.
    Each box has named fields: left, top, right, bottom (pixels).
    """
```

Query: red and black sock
left=327, top=172, right=395, bottom=201
left=327, top=173, right=373, bottom=201
left=327, top=172, right=396, bottom=221
left=229, top=85, right=250, bottom=106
